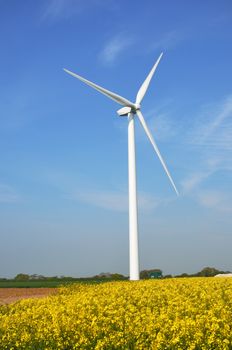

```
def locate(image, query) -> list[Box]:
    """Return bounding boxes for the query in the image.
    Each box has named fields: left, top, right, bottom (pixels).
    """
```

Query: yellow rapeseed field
left=0, top=278, right=232, bottom=349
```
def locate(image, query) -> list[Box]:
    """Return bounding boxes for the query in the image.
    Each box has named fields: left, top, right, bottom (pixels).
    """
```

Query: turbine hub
left=130, top=103, right=140, bottom=114
left=135, top=103, right=141, bottom=110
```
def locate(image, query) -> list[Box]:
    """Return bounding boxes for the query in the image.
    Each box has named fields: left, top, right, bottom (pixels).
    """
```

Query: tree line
left=0, top=267, right=231, bottom=282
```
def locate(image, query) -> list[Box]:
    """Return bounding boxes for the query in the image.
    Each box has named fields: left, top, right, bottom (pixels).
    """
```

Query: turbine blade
left=136, top=53, right=163, bottom=105
left=136, top=110, right=179, bottom=195
left=63, top=68, right=135, bottom=108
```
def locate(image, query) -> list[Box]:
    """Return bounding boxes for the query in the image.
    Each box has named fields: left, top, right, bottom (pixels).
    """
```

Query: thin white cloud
left=42, top=0, right=105, bottom=21
left=181, top=171, right=212, bottom=194
left=181, top=170, right=232, bottom=213
left=138, top=192, right=161, bottom=212
left=186, top=94, right=232, bottom=173
left=134, top=102, right=179, bottom=145
left=180, top=94, right=232, bottom=211
left=99, top=34, right=134, bottom=65
left=0, top=184, right=19, bottom=203
left=68, top=189, right=159, bottom=212
left=196, top=190, right=232, bottom=213
left=147, top=112, right=178, bottom=142
left=190, top=95, right=232, bottom=151
left=42, top=0, right=79, bottom=20
left=41, top=0, right=117, bottom=21
left=181, top=166, right=232, bottom=213
left=150, top=30, right=184, bottom=52
left=78, top=190, right=128, bottom=212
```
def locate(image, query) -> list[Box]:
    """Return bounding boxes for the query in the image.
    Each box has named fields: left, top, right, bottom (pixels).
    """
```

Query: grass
left=0, top=280, right=68, bottom=288
left=0, top=278, right=122, bottom=288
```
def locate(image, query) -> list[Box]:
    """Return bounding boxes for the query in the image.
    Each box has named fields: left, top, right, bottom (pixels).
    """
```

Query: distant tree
left=94, top=272, right=112, bottom=279
left=14, top=273, right=30, bottom=281
left=196, top=267, right=229, bottom=277
left=140, top=270, right=149, bottom=279
left=92, top=273, right=126, bottom=280
left=111, top=273, right=126, bottom=280
left=174, top=267, right=232, bottom=278
left=175, top=273, right=190, bottom=278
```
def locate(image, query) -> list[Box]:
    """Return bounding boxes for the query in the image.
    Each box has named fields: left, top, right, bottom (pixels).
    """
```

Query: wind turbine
left=63, top=53, right=178, bottom=281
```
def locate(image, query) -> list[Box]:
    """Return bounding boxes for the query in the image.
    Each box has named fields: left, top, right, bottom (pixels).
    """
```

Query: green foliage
left=1, top=267, right=231, bottom=289
left=140, top=269, right=163, bottom=279
left=110, top=273, right=126, bottom=280
left=175, top=267, right=231, bottom=278
left=0, top=273, right=127, bottom=288
left=195, top=266, right=230, bottom=277
left=14, top=273, right=30, bottom=281
left=0, top=280, right=68, bottom=288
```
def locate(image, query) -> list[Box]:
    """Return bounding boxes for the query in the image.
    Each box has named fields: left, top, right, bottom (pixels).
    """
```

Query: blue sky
left=1, top=0, right=232, bottom=278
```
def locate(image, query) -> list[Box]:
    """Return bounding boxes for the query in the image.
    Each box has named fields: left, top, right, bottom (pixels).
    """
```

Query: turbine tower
left=64, top=53, right=178, bottom=281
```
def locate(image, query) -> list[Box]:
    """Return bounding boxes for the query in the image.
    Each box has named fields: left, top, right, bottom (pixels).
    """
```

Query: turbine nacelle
left=117, top=106, right=132, bottom=116
left=117, top=104, right=141, bottom=117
